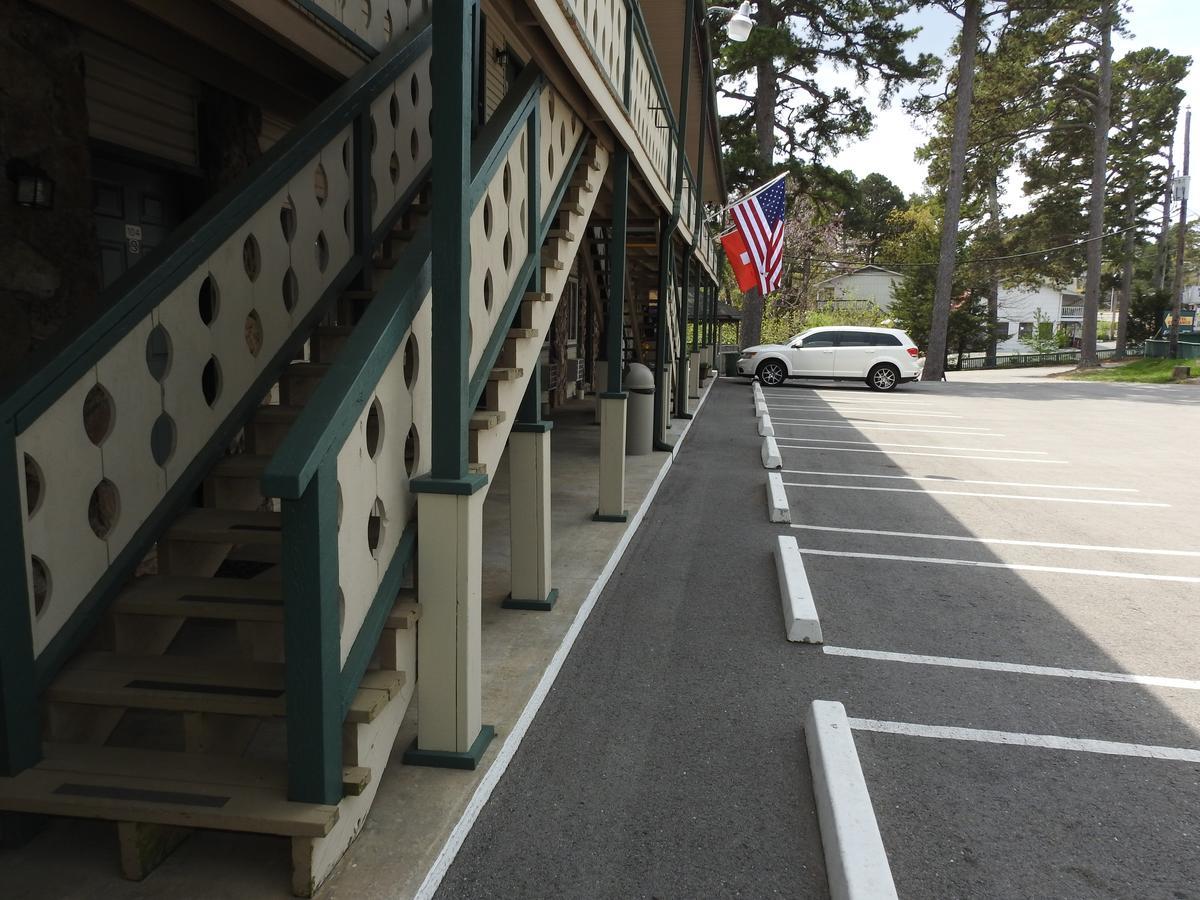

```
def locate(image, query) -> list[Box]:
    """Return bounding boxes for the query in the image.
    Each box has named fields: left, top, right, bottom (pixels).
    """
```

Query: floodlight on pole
left=708, top=2, right=755, bottom=42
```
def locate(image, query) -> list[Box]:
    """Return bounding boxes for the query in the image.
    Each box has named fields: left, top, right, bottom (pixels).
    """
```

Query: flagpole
left=709, top=172, right=788, bottom=221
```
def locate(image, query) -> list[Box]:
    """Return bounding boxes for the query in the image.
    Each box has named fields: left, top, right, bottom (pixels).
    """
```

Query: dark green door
left=92, top=156, right=187, bottom=288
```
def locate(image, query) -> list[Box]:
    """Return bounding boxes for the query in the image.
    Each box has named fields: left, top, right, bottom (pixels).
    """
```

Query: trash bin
left=722, top=350, right=740, bottom=377
left=625, top=362, right=654, bottom=455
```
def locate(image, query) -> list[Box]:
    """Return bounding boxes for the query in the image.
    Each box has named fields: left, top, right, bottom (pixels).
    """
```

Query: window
left=831, top=331, right=871, bottom=346
left=870, top=333, right=902, bottom=346
left=1018, top=321, right=1034, bottom=340
left=801, top=334, right=834, bottom=348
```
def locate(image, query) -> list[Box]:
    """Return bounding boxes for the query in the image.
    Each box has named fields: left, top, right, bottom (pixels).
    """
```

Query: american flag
left=729, top=175, right=787, bottom=296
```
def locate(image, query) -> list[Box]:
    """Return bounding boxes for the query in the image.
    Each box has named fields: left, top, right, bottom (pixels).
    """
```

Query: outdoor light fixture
left=7, top=159, right=55, bottom=210
left=708, top=2, right=755, bottom=42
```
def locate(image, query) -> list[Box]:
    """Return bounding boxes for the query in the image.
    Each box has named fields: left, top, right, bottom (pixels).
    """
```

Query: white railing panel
left=369, top=48, right=433, bottom=232
left=537, top=86, right=584, bottom=221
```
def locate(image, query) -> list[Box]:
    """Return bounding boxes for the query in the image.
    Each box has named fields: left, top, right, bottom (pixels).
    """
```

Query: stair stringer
left=472, top=138, right=611, bottom=479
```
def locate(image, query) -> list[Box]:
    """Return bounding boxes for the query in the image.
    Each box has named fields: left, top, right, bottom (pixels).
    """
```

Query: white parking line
left=790, top=547, right=1195, bottom=582
left=774, top=422, right=1003, bottom=437
left=789, top=524, right=1200, bottom=557
left=762, top=391, right=934, bottom=405
left=823, top=646, right=1200, bottom=691
left=781, top=470, right=1138, bottom=493
left=774, top=437, right=1047, bottom=454
left=767, top=405, right=963, bottom=418
left=847, top=717, right=1200, bottom=764
left=776, top=446, right=1069, bottom=464
left=781, top=482, right=1166, bottom=507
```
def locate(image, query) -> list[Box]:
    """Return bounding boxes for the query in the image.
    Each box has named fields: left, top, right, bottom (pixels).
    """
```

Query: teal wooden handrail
left=0, top=15, right=432, bottom=431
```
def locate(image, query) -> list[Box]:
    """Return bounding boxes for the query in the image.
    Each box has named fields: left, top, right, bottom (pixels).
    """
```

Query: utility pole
left=1169, top=106, right=1191, bottom=359
left=1153, top=141, right=1175, bottom=292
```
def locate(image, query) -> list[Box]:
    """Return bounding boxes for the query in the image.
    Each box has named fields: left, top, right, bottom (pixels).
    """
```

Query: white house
left=813, top=265, right=904, bottom=310
left=816, top=266, right=1106, bottom=352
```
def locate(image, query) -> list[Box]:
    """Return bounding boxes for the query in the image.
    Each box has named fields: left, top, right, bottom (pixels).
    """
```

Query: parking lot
left=765, top=371, right=1200, bottom=898
left=439, top=369, right=1200, bottom=899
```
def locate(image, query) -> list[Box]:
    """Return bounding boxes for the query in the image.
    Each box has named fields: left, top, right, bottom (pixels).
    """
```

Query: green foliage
left=1062, top=357, right=1195, bottom=383
left=715, top=0, right=937, bottom=192
left=1024, top=310, right=1060, bottom=353
left=842, top=173, right=909, bottom=264
left=757, top=304, right=886, bottom=346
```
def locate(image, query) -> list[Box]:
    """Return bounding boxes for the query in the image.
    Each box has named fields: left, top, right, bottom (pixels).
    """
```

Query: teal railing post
left=676, top=255, right=692, bottom=418
left=608, top=150, right=631, bottom=391
left=653, top=216, right=672, bottom=450
left=0, top=425, right=39, bottom=776
left=282, top=457, right=342, bottom=804
left=426, top=0, right=480, bottom=486
left=622, top=1, right=635, bottom=109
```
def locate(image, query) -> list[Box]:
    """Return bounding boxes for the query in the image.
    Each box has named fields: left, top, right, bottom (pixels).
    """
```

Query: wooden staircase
left=0, top=200, right=430, bottom=894
left=469, top=140, right=610, bottom=476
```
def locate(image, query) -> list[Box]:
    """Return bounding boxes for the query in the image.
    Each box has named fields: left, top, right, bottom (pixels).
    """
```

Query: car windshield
left=788, top=331, right=813, bottom=345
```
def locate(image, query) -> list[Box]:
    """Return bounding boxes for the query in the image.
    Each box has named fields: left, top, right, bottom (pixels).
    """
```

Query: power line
left=783, top=220, right=1149, bottom=271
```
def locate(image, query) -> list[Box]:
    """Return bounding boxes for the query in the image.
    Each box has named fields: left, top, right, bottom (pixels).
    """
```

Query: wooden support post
left=506, top=373, right=555, bottom=610
left=596, top=149, right=630, bottom=521
left=653, top=217, right=672, bottom=450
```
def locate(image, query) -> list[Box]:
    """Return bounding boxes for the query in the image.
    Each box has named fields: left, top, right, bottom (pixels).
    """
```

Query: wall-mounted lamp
left=493, top=45, right=512, bottom=68
left=708, top=2, right=755, bottom=42
left=7, top=159, right=55, bottom=210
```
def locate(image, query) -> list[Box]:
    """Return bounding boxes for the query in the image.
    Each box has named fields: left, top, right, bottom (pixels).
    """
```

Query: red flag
left=721, top=228, right=759, bottom=293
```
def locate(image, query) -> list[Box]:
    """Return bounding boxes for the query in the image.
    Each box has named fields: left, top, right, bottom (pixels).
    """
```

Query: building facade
left=0, top=0, right=726, bottom=893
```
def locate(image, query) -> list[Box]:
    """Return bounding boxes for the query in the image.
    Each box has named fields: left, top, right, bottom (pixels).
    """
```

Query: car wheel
left=867, top=363, right=900, bottom=392
left=756, top=359, right=786, bottom=387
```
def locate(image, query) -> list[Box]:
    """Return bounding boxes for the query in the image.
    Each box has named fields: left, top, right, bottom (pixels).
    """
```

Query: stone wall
left=0, top=0, right=100, bottom=378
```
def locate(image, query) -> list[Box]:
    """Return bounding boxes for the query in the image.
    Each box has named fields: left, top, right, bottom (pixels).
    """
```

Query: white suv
left=736, top=326, right=922, bottom=391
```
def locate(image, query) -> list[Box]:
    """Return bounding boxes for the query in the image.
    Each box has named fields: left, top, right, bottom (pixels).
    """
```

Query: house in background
left=813, top=264, right=903, bottom=310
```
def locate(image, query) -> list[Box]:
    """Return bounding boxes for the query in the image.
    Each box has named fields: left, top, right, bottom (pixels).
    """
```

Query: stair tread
left=283, top=362, right=331, bottom=378
left=167, top=508, right=283, bottom=544
left=508, top=328, right=539, bottom=339
left=487, top=367, right=523, bottom=382
left=547, top=229, right=576, bottom=241
left=116, top=578, right=418, bottom=629
left=47, top=652, right=402, bottom=725
left=253, top=405, right=303, bottom=424
left=469, top=410, right=506, bottom=430
left=0, top=744, right=340, bottom=838
left=524, top=292, right=553, bottom=303
left=210, top=455, right=271, bottom=479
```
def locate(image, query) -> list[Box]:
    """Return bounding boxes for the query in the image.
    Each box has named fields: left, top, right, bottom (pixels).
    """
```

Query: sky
left=823, top=1, right=1200, bottom=211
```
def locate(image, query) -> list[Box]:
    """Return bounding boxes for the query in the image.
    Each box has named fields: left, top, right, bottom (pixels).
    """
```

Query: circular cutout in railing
left=280, top=199, right=297, bottom=244
left=390, top=151, right=400, bottom=186
left=404, top=423, right=419, bottom=477
left=202, top=356, right=222, bottom=408
left=403, top=333, right=418, bottom=390
left=369, top=116, right=378, bottom=153
left=151, top=412, right=176, bottom=467
left=30, top=555, right=50, bottom=616
left=384, top=10, right=393, bottom=42
left=88, top=478, right=120, bottom=540
left=199, top=273, right=220, bottom=326
left=548, top=146, right=555, bottom=179
left=146, top=324, right=172, bottom=382
left=483, top=269, right=493, bottom=312
left=243, top=234, right=261, bottom=283
left=337, top=481, right=343, bottom=530
left=560, top=122, right=567, bottom=155
left=503, top=232, right=512, bottom=273
left=389, top=92, right=400, bottom=129
left=483, top=196, right=493, bottom=239
left=314, top=163, right=328, bottom=207
left=410, top=127, right=420, bottom=162
left=411, top=71, right=420, bottom=106
left=282, top=267, right=299, bottom=313
left=366, top=398, right=384, bottom=460
left=23, top=454, right=43, bottom=517
left=245, top=309, right=264, bottom=357
left=83, top=384, right=115, bottom=447
left=338, top=587, right=346, bottom=634
left=520, top=199, right=527, bottom=237
left=315, top=231, right=330, bottom=274
left=503, top=162, right=512, bottom=203
left=367, top=497, right=386, bottom=558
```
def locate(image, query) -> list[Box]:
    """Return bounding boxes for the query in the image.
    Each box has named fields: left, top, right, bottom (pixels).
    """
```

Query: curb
left=758, top=412, right=774, bottom=437
left=805, top=700, right=898, bottom=900
left=774, top=535, right=821, bottom=643
left=766, top=472, right=791, bottom=523
left=760, top=436, right=782, bottom=469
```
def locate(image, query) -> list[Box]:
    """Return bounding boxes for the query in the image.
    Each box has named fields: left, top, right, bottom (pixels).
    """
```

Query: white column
left=689, top=351, right=701, bottom=398
left=595, top=395, right=627, bottom=521
left=505, top=429, right=555, bottom=610
left=408, top=488, right=490, bottom=763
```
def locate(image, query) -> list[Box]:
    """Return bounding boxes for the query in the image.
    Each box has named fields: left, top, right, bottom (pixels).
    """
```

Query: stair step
left=547, top=229, right=576, bottom=241
left=211, top=455, right=270, bottom=480
left=0, top=743, right=341, bottom=837
left=166, top=509, right=283, bottom=545
left=469, top=410, right=506, bottom=431
left=283, top=362, right=331, bottom=380
left=47, top=652, right=403, bottom=724
left=487, top=367, right=523, bottom=382
left=508, top=328, right=539, bottom=339
left=570, top=178, right=594, bottom=193
left=524, top=292, right=554, bottom=303
left=563, top=202, right=585, bottom=216
left=254, top=405, right=302, bottom=425
left=540, top=254, right=565, bottom=270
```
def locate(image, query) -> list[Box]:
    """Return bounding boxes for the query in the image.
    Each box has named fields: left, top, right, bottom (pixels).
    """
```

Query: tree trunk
left=985, top=170, right=1001, bottom=367
left=922, top=0, right=981, bottom=382
left=1115, top=198, right=1136, bottom=358
left=740, top=286, right=764, bottom=349
left=1080, top=9, right=1114, bottom=370
left=1169, top=107, right=1191, bottom=359
left=1153, top=142, right=1175, bottom=291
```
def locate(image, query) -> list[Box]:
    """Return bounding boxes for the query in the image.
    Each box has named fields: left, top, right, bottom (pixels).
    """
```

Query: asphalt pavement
left=438, top=369, right=1200, bottom=899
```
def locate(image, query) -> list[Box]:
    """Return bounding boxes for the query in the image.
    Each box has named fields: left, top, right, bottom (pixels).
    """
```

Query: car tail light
left=907, top=347, right=919, bottom=358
